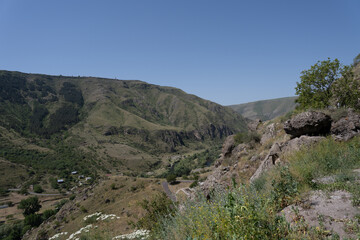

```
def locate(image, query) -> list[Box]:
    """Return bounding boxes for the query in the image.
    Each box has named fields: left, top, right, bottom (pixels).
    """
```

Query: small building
left=71, top=171, right=78, bottom=175
left=85, top=177, right=92, bottom=181
left=78, top=175, right=84, bottom=179
left=57, top=179, right=64, bottom=183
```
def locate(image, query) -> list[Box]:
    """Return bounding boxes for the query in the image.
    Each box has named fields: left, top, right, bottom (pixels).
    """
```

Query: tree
left=354, top=53, right=360, bottom=66
left=332, top=65, right=360, bottom=108
left=18, top=196, right=41, bottom=216
left=166, top=173, right=177, bottom=185
left=295, top=58, right=343, bottom=109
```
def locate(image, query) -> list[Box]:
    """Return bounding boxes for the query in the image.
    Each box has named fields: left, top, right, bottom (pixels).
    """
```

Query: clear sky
left=0, top=0, right=359, bottom=105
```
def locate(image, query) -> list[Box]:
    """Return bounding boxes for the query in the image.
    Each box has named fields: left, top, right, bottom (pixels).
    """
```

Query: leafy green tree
left=332, top=65, right=360, bottom=108
left=18, top=196, right=41, bottom=216
left=295, top=58, right=344, bottom=109
left=354, top=53, right=360, bottom=66
left=166, top=173, right=177, bottom=185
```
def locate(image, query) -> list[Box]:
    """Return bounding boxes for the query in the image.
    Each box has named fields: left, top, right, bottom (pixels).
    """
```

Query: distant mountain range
left=228, top=96, right=298, bottom=121
left=0, top=70, right=247, bottom=180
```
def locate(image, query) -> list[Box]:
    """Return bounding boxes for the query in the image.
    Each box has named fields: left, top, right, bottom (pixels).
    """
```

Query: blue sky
left=0, top=0, right=359, bottom=105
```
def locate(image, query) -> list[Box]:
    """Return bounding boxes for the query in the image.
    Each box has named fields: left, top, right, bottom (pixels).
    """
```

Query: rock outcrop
left=331, top=109, right=360, bottom=141
left=260, top=123, right=278, bottom=144
left=281, top=135, right=325, bottom=153
left=250, top=142, right=282, bottom=182
left=284, top=111, right=332, bottom=138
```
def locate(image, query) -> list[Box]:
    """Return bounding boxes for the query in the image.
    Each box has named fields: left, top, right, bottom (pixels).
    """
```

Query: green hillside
left=0, top=70, right=247, bottom=183
left=228, top=96, right=298, bottom=121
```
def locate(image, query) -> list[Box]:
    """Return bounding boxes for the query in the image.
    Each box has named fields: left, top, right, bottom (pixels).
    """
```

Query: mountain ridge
left=0, top=70, right=248, bottom=178
left=228, top=96, right=298, bottom=121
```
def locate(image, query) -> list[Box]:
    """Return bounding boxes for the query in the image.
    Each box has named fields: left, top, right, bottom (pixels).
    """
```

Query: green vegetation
left=354, top=53, right=360, bottom=67
left=295, top=57, right=359, bottom=110
left=161, top=147, right=220, bottom=179
left=18, top=196, right=41, bottom=216
left=135, top=192, right=175, bottom=231
left=151, top=136, right=360, bottom=239
left=166, top=174, right=177, bottom=184
left=33, top=184, right=43, bottom=193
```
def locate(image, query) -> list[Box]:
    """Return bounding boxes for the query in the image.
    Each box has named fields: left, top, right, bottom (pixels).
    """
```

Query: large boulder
left=281, top=135, right=325, bottom=153
left=331, top=110, right=360, bottom=141
left=284, top=111, right=332, bottom=138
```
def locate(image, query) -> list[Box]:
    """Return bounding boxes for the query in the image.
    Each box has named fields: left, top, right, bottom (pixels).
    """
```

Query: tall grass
left=288, top=137, right=360, bottom=188
left=151, top=186, right=290, bottom=240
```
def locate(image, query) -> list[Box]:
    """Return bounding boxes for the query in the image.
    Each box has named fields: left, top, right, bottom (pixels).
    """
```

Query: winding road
left=161, top=180, right=194, bottom=202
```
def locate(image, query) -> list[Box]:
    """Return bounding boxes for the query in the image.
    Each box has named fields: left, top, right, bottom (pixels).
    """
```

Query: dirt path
left=161, top=181, right=177, bottom=202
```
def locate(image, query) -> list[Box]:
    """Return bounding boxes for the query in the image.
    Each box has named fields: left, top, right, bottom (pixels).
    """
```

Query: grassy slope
left=0, top=70, right=247, bottom=177
left=228, top=96, right=298, bottom=121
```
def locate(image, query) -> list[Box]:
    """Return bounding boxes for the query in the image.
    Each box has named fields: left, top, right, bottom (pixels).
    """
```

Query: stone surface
left=281, top=190, right=360, bottom=240
left=221, top=135, right=235, bottom=158
left=331, top=110, right=360, bottom=141
left=281, top=135, right=325, bottom=153
left=284, top=111, right=332, bottom=138
left=260, top=123, right=277, bottom=145
left=250, top=142, right=282, bottom=182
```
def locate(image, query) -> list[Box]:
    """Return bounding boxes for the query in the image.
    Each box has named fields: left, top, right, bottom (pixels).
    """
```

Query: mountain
left=0, top=70, right=247, bottom=180
left=228, top=96, right=298, bottom=121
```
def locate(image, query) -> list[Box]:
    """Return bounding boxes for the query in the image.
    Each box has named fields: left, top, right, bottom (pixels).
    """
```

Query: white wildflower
left=66, top=224, right=93, bottom=240
left=49, top=232, right=68, bottom=240
left=83, top=212, right=102, bottom=221
left=112, top=229, right=150, bottom=240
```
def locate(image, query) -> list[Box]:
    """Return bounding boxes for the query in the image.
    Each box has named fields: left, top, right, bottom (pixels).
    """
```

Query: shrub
left=33, top=184, right=43, bottom=193
left=42, top=209, right=57, bottom=220
left=24, top=213, right=43, bottom=227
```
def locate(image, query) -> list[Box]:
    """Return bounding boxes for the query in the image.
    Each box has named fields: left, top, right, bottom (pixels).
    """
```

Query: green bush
left=24, top=213, right=43, bottom=227
left=33, top=184, right=43, bottom=193
left=42, top=209, right=57, bottom=220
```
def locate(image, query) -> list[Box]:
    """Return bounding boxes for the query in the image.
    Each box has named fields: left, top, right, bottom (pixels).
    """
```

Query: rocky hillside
left=194, top=108, right=360, bottom=239
left=228, top=96, right=298, bottom=121
left=0, top=70, right=247, bottom=180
